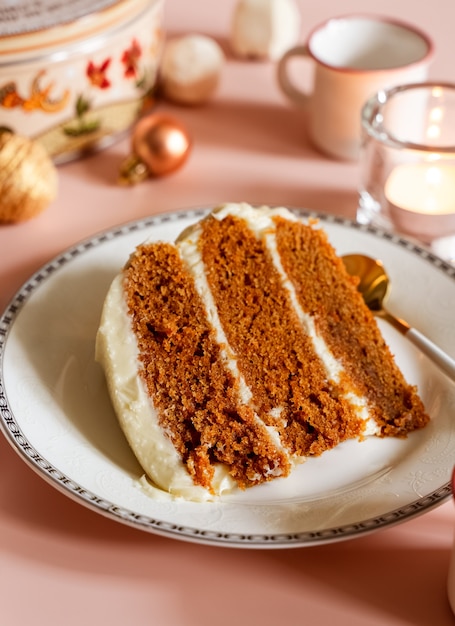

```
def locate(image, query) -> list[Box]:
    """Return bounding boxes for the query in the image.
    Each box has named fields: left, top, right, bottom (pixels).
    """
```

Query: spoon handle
left=405, top=327, right=455, bottom=382
left=379, top=309, right=455, bottom=381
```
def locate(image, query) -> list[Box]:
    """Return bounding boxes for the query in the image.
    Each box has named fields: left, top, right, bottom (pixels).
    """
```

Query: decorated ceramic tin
left=0, top=0, right=164, bottom=162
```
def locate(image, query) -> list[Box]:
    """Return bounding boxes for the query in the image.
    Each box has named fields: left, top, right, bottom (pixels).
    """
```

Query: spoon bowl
left=342, top=254, right=390, bottom=312
left=342, top=253, right=455, bottom=381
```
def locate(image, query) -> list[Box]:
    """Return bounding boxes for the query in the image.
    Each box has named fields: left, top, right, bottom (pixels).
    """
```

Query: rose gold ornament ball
left=132, top=113, right=192, bottom=177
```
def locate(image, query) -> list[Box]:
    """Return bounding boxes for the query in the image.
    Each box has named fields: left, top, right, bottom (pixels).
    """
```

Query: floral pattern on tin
left=0, top=70, right=70, bottom=113
left=64, top=43, right=134, bottom=137
left=86, top=58, right=112, bottom=89
left=122, top=39, right=142, bottom=79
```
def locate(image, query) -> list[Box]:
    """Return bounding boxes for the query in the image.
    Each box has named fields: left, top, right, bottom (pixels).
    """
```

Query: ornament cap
left=118, top=154, right=150, bottom=186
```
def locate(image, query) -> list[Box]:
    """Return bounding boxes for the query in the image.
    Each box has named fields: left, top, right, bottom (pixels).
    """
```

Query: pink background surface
left=1, top=1, right=455, bottom=624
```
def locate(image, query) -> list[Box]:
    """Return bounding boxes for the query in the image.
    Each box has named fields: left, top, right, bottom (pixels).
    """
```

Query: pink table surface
left=1, top=1, right=455, bottom=624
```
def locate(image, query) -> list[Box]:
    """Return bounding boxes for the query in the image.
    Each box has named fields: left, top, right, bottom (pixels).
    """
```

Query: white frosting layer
left=96, top=202, right=379, bottom=502
left=177, top=219, right=253, bottom=406
left=177, top=208, right=291, bottom=448
left=261, top=216, right=379, bottom=436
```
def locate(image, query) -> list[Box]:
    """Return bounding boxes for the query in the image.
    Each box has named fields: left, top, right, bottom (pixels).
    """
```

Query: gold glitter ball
left=0, top=131, right=58, bottom=223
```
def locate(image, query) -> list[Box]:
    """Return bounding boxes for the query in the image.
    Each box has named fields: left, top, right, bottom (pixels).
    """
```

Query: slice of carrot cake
left=95, top=203, right=429, bottom=500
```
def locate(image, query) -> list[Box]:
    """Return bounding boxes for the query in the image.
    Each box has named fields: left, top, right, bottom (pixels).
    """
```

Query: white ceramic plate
left=1, top=207, right=455, bottom=548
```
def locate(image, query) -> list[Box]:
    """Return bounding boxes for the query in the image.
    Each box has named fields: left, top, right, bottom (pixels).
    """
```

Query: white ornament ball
left=231, top=0, right=301, bottom=61
left=160, top=34, right=225, bottom=105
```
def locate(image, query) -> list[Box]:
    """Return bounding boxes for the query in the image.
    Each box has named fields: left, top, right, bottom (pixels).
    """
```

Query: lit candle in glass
left=386, top=162, right=455, bottom=213
left=385, top=161, right=455, bottom=241
left=359, top=83, right=455, bottom=254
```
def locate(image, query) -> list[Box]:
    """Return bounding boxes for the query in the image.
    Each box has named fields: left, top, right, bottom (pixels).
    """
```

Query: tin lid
left=0, top=0, right=121, bottom=36
left=0, top=0, right=158, bottom=62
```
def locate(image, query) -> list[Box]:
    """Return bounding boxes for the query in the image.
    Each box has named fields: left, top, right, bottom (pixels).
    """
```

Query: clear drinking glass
left=357, top=82, right=455, bottom=250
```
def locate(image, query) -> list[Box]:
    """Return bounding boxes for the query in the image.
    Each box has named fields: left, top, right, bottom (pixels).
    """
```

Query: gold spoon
left=342, top=253, right=455, bottom=381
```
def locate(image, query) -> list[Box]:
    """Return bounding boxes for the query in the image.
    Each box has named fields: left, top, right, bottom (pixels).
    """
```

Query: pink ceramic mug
left=277, top=15, right=434, bottom=161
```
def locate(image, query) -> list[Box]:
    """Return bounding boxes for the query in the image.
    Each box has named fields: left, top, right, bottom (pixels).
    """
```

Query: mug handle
left=277, top=45, right=312, bottom=106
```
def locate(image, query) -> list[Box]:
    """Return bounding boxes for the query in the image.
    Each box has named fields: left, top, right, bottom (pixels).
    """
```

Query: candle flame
left=425, top=166, right=442, bottom=186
